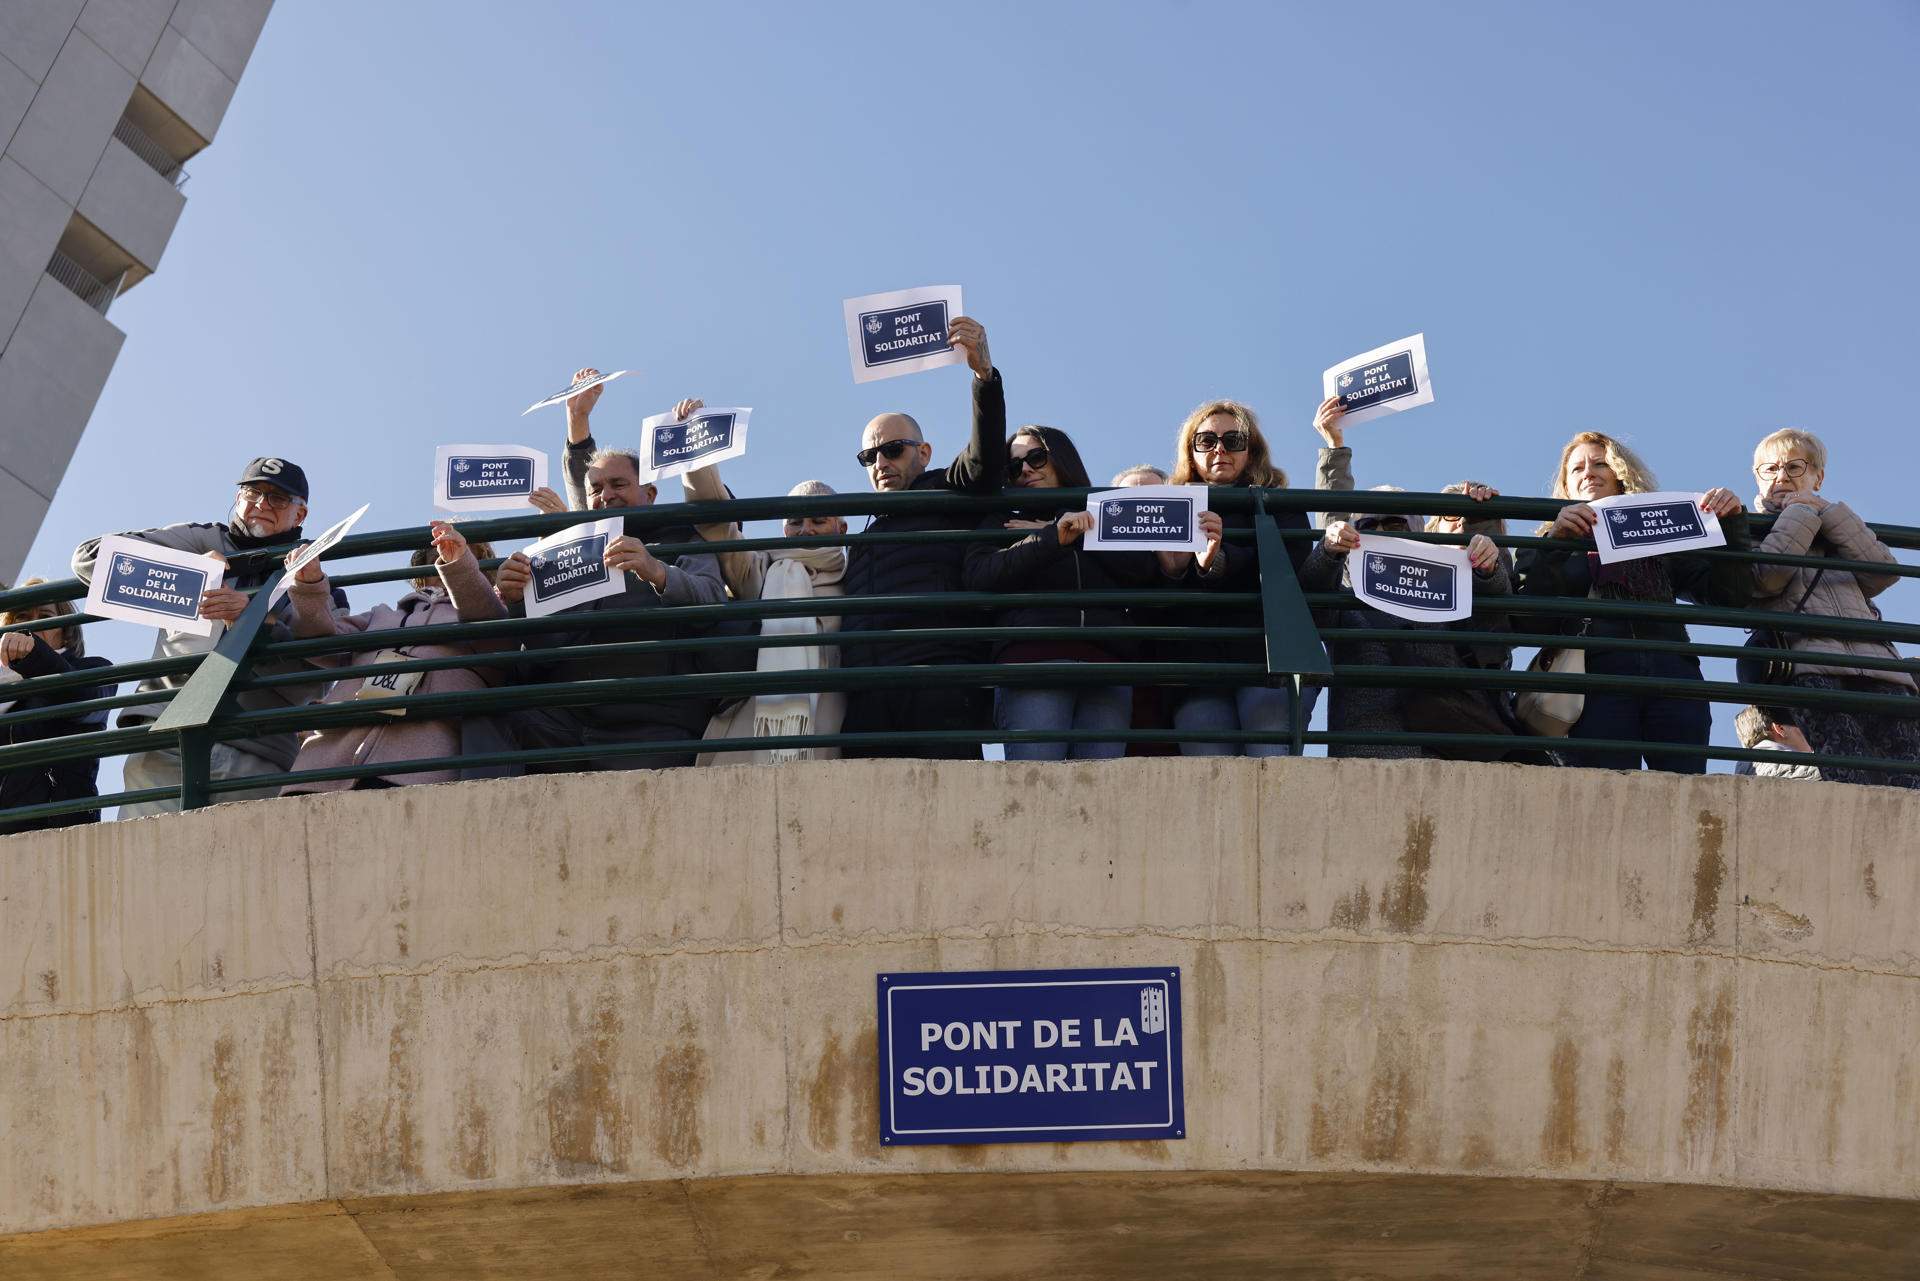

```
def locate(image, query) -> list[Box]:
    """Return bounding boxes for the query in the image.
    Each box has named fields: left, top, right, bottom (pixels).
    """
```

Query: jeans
left=1171, top=683, right=1319, bottom=757
left=1558, top=647, right=1709, bottom=773
left=119, top=742, right=284, bottom=818
left=994, top=671, right=1132, bottom=762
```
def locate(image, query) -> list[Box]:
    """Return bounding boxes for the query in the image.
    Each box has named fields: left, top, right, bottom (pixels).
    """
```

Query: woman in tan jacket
left=1749, top=428, right=1917, bottom=788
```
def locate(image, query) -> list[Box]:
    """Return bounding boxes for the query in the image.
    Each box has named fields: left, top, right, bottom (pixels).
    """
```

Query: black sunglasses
left=856, top=440, right=916, bottom=468
left=1353, top=516, right=1411, bottom=532
left=1008, top=447, right=1051, bottom=479
left=1191, top=430, right=1250, bottom=453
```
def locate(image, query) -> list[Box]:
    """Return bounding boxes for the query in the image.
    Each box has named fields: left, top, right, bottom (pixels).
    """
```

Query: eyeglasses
left=856, top=440, right=916, bottom=468
left=1755, top=460, right=1810, bottom=480
left=1191, top=430, right=1250, bottom=454
left=238, top=484, right=295, bottom=511
left=1353, top=516, right=1411, bottom=533
left=1008, top=447, right=1051, bottom=479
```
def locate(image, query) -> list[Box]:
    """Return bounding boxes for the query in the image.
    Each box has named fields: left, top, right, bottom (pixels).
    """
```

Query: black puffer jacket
left=961, top=515, right=1158, bottom=660
left=840, top=371, right=1006, bottom=668
left=0, top=635, right=115, bottom=833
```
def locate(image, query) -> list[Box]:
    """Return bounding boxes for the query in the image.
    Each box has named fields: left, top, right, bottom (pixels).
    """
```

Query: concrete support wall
left=0, top=758, right=1914, bottom=1235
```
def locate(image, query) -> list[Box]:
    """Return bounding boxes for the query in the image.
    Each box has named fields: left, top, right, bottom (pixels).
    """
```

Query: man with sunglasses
left=73, top=458, right=343, bottom=816
left=837, top=315, right=1006, bottom=757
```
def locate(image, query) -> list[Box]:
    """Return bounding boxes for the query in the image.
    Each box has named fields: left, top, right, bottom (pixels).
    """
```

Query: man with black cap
left=73, top=457, right=340, bottom=816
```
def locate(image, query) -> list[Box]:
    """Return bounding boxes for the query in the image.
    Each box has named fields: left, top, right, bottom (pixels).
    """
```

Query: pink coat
left=282, top=552, right=509, bottom=792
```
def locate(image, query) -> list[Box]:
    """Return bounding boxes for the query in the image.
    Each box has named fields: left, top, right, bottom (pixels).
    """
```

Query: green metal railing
left=1, top=487, right=1915, bottom=828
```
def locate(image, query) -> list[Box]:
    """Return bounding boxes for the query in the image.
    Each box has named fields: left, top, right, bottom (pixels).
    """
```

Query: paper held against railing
left=84, top=536, right=224, bottom=637
left=637, top=408, right=751, bottom=483
left=521, top=369, right=634, bottom=415
left=268, top=503, right=370, bottom=607
left=1322, top=333, right=1434, bottom=426
left=522, top=516, right=624, bottom=619
left=1353, top=533, right=1474, bottom=623
left=843, top=285, right=964, bottom=383
left=1588, top=491, right=1725, bottom=564
left=434, top=444, right=549, bottom=512
left=1083, top=484, right=1210, bottom=553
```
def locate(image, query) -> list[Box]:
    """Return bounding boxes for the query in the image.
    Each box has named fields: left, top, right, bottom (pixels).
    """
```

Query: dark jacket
left=1168, top=487, right=1311, bottom=671
left=512, top=521, right=729, bottom=744
left=1515, top=509, right=1753, bottom=643
left=961, top=516, right=1159, bottom=661
left=840, top=370, right=1007, bottom=668
left=0, top=637, right=115, bottom=833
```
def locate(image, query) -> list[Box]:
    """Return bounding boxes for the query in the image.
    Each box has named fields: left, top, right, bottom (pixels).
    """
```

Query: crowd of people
left=1, top=316, right=1915, bottom=831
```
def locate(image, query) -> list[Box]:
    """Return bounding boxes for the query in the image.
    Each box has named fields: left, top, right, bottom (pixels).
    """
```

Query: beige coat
left=1751, top=500, right=1912, bottom=689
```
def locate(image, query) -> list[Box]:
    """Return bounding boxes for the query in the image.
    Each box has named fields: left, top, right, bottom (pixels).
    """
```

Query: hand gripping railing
left=1, top=487, right=1914, bottom=826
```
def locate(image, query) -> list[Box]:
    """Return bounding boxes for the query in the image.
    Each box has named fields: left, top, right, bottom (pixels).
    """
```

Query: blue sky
left=20, top=0, right=1919, bottom=773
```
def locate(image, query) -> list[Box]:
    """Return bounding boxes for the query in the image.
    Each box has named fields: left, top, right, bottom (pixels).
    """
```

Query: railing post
left=1251, top=492, right=1334, bottom=681
left=176, top=728, right=212, bottom=811
left=150, top=568, right=285, bottom=805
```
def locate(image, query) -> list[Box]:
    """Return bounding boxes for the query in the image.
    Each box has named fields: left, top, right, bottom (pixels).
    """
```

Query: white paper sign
left=1083, top=484, right=1210, bottom=553
left=523, top=516, right=624, bottom=619
left=843, top=285, right=964, bottom=383
left=267, top=503, right=371, bottom=607
left=434, top=444, right=549, bottom=512
left=521, top=368, right=634, bottom=415
left=84, top=536, right=224, bottom=637
left=1588, top=491, right=1726, bottom=564
left=1353, top=534, right=1474, bottom=623
left=1322, top=333, right=1434, bottom=426
left=637, top=408, right=751, bottom=483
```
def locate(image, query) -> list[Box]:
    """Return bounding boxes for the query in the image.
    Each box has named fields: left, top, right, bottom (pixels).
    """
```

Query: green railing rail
left=1, top=486, right=1914, bottom=828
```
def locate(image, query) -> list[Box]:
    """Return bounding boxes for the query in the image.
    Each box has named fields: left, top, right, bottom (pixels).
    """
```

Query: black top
left=840, top=370, right=1008, bottom=668
left=961, top=513, right=1158, bottom=661
left=0, top=637, right=115, bottom=829
left=1515, top=509, right=1753, bottom=642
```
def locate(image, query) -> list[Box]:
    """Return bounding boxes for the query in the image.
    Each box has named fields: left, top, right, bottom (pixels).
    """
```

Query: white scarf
left=752, top=546, right=845, bottom=760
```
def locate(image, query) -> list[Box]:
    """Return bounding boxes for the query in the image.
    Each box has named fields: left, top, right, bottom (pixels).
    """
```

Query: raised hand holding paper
left=1322, top=334, right=1434, bottom=426
left=522, top=516, right=624, bottom=619
left=638, top=408, right=751, bottom=483
left=270, top=503, right=371, bottom=606
left=521, top=369, right=633, bottom=416
left=84, top=536, right=225, bottom=637
left=1353, top=534, right=1474, bottom=622
left=843, top=286, right=964, bottom=383
left=1084, top=485, right=1210, bottom=553
left=435, top=445, right=549, bottom=511
left=1588, top=491, right=1726, bottom=564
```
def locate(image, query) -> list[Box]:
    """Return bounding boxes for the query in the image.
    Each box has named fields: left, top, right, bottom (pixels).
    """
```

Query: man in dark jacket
left=496, top=447, right=727, bottom=771
left=837, top=316, right=1006, bottom=758
left=0, top=592, right=115, bottom=833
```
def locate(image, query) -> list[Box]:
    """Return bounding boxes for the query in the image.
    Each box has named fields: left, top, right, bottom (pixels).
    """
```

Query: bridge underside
left=3, top=1171, right=1917, bottom=1280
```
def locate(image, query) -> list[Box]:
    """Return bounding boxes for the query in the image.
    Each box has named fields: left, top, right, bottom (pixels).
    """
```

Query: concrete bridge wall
left=1, top=758, right=1914, bottom=1236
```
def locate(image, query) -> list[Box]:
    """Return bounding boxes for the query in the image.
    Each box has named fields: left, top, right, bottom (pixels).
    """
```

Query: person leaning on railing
left=70, top=457, right=345, bottom=817
left=277, top=521, right=513, bottom=795
left=962, top=426, right=1156, bottom=761
left=836, top=316, right=1006, bottom=759
left=1305, top=484, right=1539, bottom=763
left=1745, top=428, right=1918, bottom=788
left=493, top=445, right=728, bottom=772
left=1515, top=432, right=1751, bottom=773
left=1108, top=465, right=1180, bottom=758
left=1160, top=399, right=1311, bottom=756
left=0, top=581, right=115, bottom=834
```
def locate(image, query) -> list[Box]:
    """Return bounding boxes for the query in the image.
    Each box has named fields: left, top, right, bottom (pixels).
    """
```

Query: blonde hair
left=1538, top=432, right=1657, bottom=534
left=1734, top=706, right=1770, bottom=749
left=1, top=577, right=82, bottom=654
left=1112, top=464, right=1168, bottom=486
left=1752, top=428, right=1826, bottom=474
left=1169, top=400, right=1287, bottom=487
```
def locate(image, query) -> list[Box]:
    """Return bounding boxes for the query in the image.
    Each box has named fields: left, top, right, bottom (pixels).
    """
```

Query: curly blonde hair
left=1169, top=399, right=1287, bottom=487
left=1537, top=432, right=1657, bottom=534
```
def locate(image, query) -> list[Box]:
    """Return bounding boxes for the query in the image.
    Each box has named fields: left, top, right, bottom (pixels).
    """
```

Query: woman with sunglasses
left=962, top=427, right=1156, bottom=759
left=1516, top=431, right=1750, bottom=772
left=1745, top=428, right=1917, bottom=787
left=1161, top=400, right=1311, bottom=755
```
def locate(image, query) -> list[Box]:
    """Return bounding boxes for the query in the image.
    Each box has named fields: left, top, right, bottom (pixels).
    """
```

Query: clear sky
left=19, top=0, right=1919, bottom=780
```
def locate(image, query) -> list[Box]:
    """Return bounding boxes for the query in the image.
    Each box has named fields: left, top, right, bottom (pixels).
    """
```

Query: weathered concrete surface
left=1, top=758, right=1916, bottom=1249
left=3, top=1172, right=1919, bottom=1280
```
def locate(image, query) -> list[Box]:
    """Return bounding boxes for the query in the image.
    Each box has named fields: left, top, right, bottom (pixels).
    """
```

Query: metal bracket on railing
left=149, top=569, right=285, bottom=809
left=1251, top=495, right=1333, bottom=681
